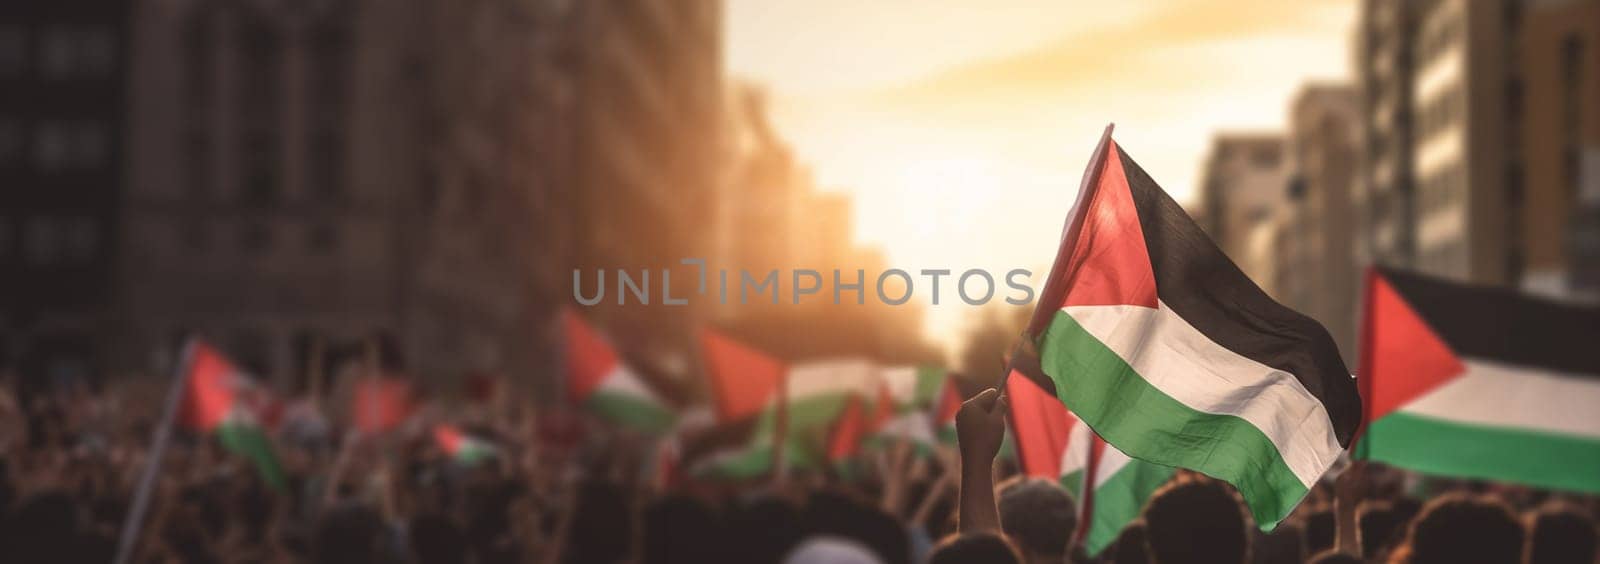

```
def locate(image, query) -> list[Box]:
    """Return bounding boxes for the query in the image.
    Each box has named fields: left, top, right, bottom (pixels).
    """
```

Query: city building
left=1196, top=133, right=1288, bottom=288
left=1279, top=84, right=1361, bottom=364
left=0, top=2, right=130, bottom=391
left=1520, top=0, right=1600, bottom=299
left=1354, top=0, right=1419, bottom=270
left=1355, top=0, right=1599, bottom=297
left=120, top=0, right=574, bottom=390
left=564, top=0, right=725, bottom=390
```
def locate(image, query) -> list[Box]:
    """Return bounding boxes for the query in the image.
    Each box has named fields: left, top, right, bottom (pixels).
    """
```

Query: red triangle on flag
left=1005, top=369, right=1077, bottom=478
left=181, top=341, right=242, bottom=432
left=700, top=329, right=784, bottom=423
left=564, top=308, right=622, bottom=404
left=1359, top=268, right=1466, bottom=426
left=353, top=378, right=414, bottom=435
left=826, top=395, right=868, bottom=462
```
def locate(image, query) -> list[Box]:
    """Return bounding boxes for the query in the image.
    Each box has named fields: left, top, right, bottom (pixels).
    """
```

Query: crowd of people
left=0, top=373, right=1596, bottom=564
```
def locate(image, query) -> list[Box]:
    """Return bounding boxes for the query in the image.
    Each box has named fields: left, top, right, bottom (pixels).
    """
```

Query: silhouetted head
left=313, top=503, right=386, bottom=564
left=927, top=532, right=1022, bottom=564
left=1395, top=493, right=1523, bottom=564
left=1303, top=509, right=1335, bottom=556
left=728, top=495, right=803, bottom=564
left=1305, top=550, right=1362, bottom=564
left=640, top=494, right=722, bottom=564
left=802, top=490, right=909, bottom=564
left=1141, top=477, right=1251, bottom=564
left=1251, top=522, right=1304, bottom=564
left=1110, top=520, right=1151, bottom=564
left=997, top=477, right=1076, bottom=562
left=1357, top=501, right=1406, bottom=561
left=409, top=513, right=469, bottom=564
left=1524, top=504, right=1597, bottom=564
left=565, top=480, right=633, bottom=564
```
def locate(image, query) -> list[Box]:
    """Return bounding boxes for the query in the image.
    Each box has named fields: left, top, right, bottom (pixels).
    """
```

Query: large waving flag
left=180, top=341, right=287, bottom=490
left=564, top=310, right=675, bottom=432
left=1357, top=267, right=1600, bottom=493
left=1022, top=126, right=1361, bottom=528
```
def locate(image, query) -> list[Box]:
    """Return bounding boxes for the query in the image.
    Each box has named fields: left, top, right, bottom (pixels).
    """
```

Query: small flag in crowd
left=564, top=309, right=675, bottom=432
left=180, top=340, right=287, bottom=490
left=1009, top=369, right=1174, bottom=555
left=870, top=366, right=948, bottom=448
left=352, top=377, right=414, bottom=435
left=433, top=424, right=497, bottom=466
left=1004, top=368, right=1076, bottom=479
left=933, top=378, right=963, bottom=444
left=700, top=329, right=786, bottom=423
left=1022, top=126, right=1362, bottom=528
left=1357, top=267, right=1600, bottom=493
left=695, top=333, right=880, bottom=477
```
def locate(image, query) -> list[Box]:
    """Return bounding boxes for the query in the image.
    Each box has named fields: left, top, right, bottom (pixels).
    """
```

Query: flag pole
left=770, top=369, right=790, bottom=485
left=113, top=338, right=198, bottom=564
left=1001, top=123, right=1115, bottom=397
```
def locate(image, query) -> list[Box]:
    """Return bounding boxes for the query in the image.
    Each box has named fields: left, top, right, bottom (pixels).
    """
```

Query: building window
left=0, top=118, right=21, bottom=164
left=24, top=217, right=61, bottom=265
left=33, top=122, right=71, bottom=170
left=0, top=216, right=11, bottom=258
left=36, top=26, right=115, bottom=79
left=63, top=216, right=97, bottom=262
left=240, top=133, right=280, bottom=206
left=306, top=223, right=338, bottom=254
left=31, top=121, right=108, bottom=170
left=182, top=221, right=211, bottom=253
left=0, top=26, right=24, bottom=75
left=74, top=121, right=107, bottom=168
left=238, top=223, right=273, bottom=255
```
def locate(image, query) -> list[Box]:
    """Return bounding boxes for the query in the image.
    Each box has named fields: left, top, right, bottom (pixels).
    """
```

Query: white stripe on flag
left=1063, top=302, right=1343, bottom=488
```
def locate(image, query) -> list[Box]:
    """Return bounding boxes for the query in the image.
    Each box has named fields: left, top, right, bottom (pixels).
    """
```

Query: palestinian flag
left=1357, top=267, right=1600, bottom=493
left=699, top=329, right=785, bottom=423
left=564, top=310, right=675, bottom=432
left=433, top=424, right=497, bottom=466
left=1023, top=126, right=1361, bottom=527
left=695, top=348, right=877, bottom=477
left=869, top=366, right=948, bottom=448
left=1005, top=368, right=1077, bottom=479
left=352, top=377, right=414, bottom=435
left=179, top=340, right=287, bottom=490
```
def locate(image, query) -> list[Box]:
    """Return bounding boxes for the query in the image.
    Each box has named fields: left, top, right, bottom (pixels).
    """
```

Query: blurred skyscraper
left=1354, top=0, right=1599, bottom=301
left=0, top=2, right=129, bottom=391
left=118, top=0, right=721, bottom=393
left=1280, top=84, right=1360, bottom=365
left=1196, top=133, right=1287, bottom=287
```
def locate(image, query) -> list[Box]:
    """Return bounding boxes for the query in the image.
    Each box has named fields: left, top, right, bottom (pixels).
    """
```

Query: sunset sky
left=724, top=0, right=1355, bottom=352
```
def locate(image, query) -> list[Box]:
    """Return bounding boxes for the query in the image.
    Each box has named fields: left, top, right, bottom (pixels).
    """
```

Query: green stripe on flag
left=1040, top=310, right=1306, bottom=528
left=1362, top=412, right=1600, bottom=495
left=586, top=391, right=676, bottom=432
left=217, top=420, right=286, bottom=491
left=1083, top=460, right=1178, bottom=555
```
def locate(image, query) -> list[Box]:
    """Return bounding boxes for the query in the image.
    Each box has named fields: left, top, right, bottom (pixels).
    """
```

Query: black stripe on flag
left=1116, top=146, right=1363, bottom=446
left=1378, top=267, right=1600, bottom=377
